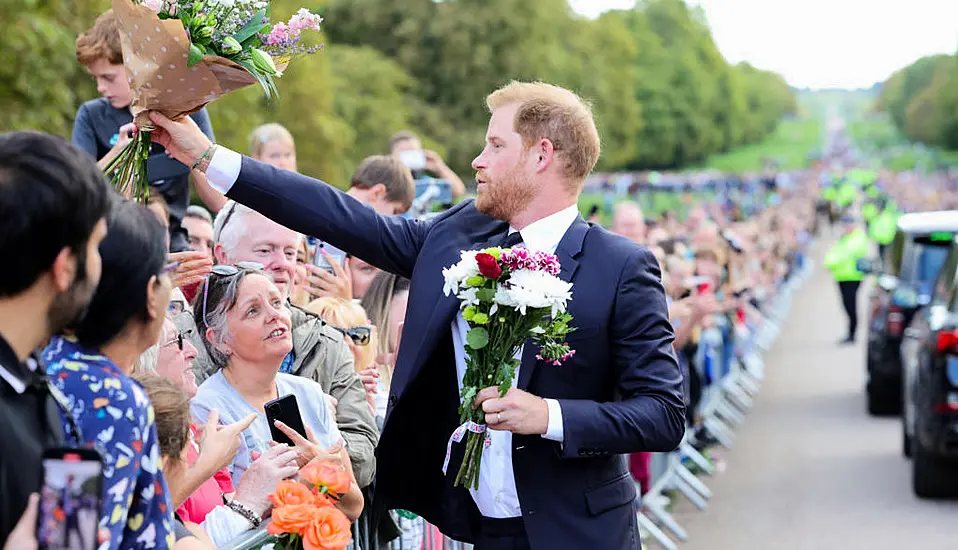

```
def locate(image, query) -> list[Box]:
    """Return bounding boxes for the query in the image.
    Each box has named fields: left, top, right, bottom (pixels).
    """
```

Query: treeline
left=878, top=54, right=958, bottom=151
left=2, top=0, right=796, bottom=186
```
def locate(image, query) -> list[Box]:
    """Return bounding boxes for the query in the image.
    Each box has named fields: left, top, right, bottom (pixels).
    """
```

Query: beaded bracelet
left=191, top=142, right=217, bottom=172
left=225, top=499, right=262, bottom=528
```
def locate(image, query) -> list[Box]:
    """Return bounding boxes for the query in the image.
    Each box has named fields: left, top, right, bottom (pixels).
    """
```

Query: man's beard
left=47, top=269, right=98, bottom=336
left=475, top=164, right=536, bottom=222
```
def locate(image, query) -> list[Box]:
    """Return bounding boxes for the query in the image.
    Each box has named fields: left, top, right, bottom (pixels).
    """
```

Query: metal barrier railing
left=635, top=256, right=814, bottom=549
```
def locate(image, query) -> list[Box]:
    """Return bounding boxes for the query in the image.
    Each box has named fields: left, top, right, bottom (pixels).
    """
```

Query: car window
left=910, top=244, right=950, bottom=295
left=938, top=245, right=958, bottom=308
left=885, top=231, right=906, bottom=277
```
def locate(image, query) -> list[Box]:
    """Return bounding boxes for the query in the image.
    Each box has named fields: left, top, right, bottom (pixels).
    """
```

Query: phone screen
left=312, top=242, right=347, bottom=274
left=266, top=394, right=308, bottom=447
left=38, top=450, right=103, bottom=550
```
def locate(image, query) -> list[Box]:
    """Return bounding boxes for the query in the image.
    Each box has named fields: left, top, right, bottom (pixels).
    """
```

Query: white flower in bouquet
left=442, top=250, right=480, bottom=295
left=494, top=269, right=573, bottom=316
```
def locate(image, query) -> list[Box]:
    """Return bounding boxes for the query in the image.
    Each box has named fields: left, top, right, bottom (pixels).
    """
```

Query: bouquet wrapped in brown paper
left=105, top=0, right=322, bottom=201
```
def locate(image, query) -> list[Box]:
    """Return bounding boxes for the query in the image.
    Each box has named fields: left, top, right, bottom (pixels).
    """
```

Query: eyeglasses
left=201, top=262, right=264, bottom=328
left=330, top=325, right=372, bottom=346
left=161, top=328, right=193, bottom=351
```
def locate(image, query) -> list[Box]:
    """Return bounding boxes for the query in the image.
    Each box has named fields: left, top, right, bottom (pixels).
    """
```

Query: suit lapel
left=517, top=216, right=589, bottom=391
left=412, top=221, right=510, bottom=374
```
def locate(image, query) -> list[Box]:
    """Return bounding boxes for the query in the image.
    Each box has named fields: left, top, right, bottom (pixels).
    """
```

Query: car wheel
left=867, top=381, right=901, bottom=416
left=912, top=442, right=958, bottom=499
left=902, top=421, right=913, bottom=459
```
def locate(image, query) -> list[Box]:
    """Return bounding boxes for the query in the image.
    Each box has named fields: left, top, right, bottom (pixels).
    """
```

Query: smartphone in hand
left=312, top=242, right=347, bottom=275
left=265, top=394, right=308, bottom=447
left=37, top=448, right=103, bottom=550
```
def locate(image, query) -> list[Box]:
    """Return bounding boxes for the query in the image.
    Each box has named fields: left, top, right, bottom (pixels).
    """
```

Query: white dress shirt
left=204, top=149, right=579, bottom=518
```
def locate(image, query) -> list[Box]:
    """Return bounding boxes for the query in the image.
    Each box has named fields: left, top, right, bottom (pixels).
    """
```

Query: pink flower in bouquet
left=531, top=250, right=561, bottom=276
left=501, top=247, right=535, bottom=272
left=288, top=8, right=323, bottom=36
left=141, top=0, right=164, bottom=12
left=265, top=22, right=291, bottom=46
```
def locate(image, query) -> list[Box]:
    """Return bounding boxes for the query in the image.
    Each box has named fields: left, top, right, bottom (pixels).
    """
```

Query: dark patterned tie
left=499, top=230, right=524, bottom=249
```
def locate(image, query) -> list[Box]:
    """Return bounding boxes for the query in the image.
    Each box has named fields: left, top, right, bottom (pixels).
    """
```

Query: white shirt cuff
left=542, top=398, right=564, bottom=442
left=205, top=146, right=242, bottom=194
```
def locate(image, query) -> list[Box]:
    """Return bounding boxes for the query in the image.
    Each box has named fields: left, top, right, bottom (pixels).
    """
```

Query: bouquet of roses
left=441, top=246, right=576, bottom=489
left=259, top=459, right=353, bottom=550
left=105, top=0, right=323, bottom=201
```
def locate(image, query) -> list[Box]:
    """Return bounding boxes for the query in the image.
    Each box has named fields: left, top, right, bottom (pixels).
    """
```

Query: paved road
left=670, top=240, right=958, bottom=550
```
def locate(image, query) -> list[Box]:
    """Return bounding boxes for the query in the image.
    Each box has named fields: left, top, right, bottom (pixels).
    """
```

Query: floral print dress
left=44, top=336, right=175, bottom=550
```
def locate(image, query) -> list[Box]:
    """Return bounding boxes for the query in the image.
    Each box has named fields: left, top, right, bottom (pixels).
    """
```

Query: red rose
left=475, top=253, right=503, bottom=279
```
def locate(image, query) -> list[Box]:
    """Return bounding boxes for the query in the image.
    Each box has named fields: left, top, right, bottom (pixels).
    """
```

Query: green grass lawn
left=697, top=117, right=823, bottom=173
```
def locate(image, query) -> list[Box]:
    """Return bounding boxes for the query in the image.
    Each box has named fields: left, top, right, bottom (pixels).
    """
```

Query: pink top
left=176, top=425, right=236, bottom=524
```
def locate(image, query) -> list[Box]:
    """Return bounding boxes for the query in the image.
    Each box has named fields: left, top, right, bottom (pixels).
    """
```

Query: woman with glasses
left=43, top=201, right=177, bottom=550
left=134, top=339, right=300, bottom=547
left=189, top=265, right=364, bottom=521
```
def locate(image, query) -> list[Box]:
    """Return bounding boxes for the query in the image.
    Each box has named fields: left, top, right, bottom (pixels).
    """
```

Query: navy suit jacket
left=226, top=157, right=687, bottom=549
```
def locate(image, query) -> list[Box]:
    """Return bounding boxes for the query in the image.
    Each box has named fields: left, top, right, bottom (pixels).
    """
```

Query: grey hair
left=136, top=342, right=160, bottom=374
left=194, top=268, right=269, bottom=370
left=212, top=200, right=258, bottom=257
left=184, top=204, right=213, bottom=224
left=212, top=200, right=305, bottom=260
left=135, top=319, right=170, bottom=374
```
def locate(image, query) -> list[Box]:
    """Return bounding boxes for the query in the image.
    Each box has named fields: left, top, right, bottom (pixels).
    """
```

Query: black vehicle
left=864, top=212, right=957, bottom=416
left=901, top=231, right=958, bottom=498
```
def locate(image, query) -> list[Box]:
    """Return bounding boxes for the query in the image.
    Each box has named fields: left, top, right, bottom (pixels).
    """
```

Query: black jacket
left=0, top=336, right=69, bottom=543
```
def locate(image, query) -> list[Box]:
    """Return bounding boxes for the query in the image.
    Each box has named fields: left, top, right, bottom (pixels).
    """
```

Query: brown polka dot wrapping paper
left=113, top=0, right=258, bottom=128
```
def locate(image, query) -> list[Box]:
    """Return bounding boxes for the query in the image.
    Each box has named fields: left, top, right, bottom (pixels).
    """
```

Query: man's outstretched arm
left=149, top=112, right=427, bottom=278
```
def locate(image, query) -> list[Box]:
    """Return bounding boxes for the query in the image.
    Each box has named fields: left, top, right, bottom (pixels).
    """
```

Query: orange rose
left=301, top=459, right=351, bottom=496
left=269, top=480, right=316, bottom=508
left=302, top=507, right=352, bottom=550
left=267, top=503, right=317, bottom=536
left=313, top=492, right=334, bottom=509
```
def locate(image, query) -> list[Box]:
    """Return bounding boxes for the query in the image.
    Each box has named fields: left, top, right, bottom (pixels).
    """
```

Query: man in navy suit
left=149, top=81, right=686, bottom=550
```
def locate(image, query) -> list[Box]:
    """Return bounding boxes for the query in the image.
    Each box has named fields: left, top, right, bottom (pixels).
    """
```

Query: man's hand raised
left=148, top=111, right=213, bottom=167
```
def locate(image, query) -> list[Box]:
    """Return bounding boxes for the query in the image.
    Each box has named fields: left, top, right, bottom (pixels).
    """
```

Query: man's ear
left=535, top=139, right=556, bottom=173
left=50, top=247, right=78, bottom=292
left=370, top=184, right=387, bottom=201
left=213, top=243, right=229, bottom=265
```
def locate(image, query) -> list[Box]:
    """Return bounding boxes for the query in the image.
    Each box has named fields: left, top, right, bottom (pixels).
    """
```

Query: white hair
left=136, top=343, right=159, bottom=374
left=212, top=200, right=305, bottom=259
left=213, top=200, right=258, bottom=258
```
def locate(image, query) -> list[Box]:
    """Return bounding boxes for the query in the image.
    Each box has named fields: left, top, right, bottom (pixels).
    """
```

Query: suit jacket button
left=388, top=395, right=397, bottom=407
left=578, top=449, right=587, bottom=456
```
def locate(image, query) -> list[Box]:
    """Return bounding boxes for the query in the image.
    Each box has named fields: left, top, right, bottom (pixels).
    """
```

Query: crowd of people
left=0, top=7, right=836, bottom=550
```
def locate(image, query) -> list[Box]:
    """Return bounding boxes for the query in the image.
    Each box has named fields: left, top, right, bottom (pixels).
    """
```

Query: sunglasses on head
left=201, top=262, right=265, bottom=328
left=161, top=328, right=194, bottom=351
left=331, top=325, right=372, bottom=346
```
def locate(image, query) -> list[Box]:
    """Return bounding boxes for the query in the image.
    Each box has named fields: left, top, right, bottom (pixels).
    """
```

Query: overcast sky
left=567, top=0, right=958, bottom=89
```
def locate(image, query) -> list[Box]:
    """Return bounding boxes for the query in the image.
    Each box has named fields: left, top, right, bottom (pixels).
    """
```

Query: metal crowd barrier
left=634, top=256, right=814, bottom=549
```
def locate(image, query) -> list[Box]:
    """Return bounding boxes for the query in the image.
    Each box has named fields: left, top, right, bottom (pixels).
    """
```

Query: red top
left=176, top=425, right=236, bottom=524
